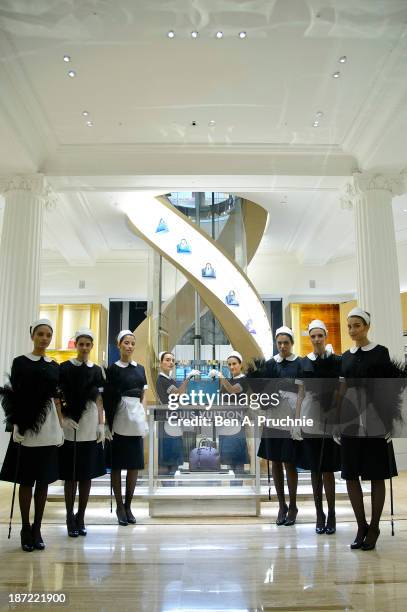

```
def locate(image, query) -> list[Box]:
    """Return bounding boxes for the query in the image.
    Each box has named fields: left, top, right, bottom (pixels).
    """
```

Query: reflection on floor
left=0, top=473, right=406, bottom=611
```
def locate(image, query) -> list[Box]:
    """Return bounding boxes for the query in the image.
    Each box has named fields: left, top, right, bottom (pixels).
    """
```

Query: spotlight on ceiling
left=332, top=71, right=340, bottom=78
left=68, top=70, right=76, bottom=78
left=208, top=120, right=216, bottom=126
left=316, top=111, right=324, bottom=118
left=167, top=30, right=175, bottom=38
left=312, top=121, right=319, bottom=127
left=86, top=120, right=93, bottom=127
left=191, top=31, right=198, bottom=38
left=82, top=111, right=89, bottom=116
left=238, top=31, right=247, bottom=38
left=63, top=55, right=71, bottom=62
left=216, top=31, right=223, bottom=39
left=339, top=56, right=347, bottom=63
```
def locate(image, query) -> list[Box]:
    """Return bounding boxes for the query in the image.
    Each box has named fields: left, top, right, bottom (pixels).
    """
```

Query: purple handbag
left=189, top=438, right=220, bottom=471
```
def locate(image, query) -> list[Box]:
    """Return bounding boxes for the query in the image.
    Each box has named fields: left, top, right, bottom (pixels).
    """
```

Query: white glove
left=12, top=424, right=24, bottom=443
left=291, top=425, right=303, bottom=441
left=187, top=369, right=201, bottom=379
left=385, top=432, right=392, bottom=444
left=104, top=424, right=113, bottom=441
left=96, top=423, right=105, bottom=443
left=63, top=417, right=79, bottom=430
left=332, top=427, right=341, bottom=446
left=208, top=369, right=219, bottom=378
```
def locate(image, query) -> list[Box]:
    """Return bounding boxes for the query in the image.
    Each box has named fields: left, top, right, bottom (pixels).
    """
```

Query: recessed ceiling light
left=86, top=120, right=93, bottom=127
left=68, top=70, right=76, bottom=78
left=332, top=71, right=340, bottom=78
left=312, top=121, right=319, bottom=127
left=167, top=30, right=175, bottom=38
left=208, top=120, right=216, bottom=126
left=339, top=56, right=347, bottom=63
left=316, top=111, right=324, bottom=118
left=404, top=209, right=407, bottom=213
left=238, top=31, right=247, bottom=38
left=216, top=31, right=223, bottom=38
left=63, top=55, right=71, bottom=62
left=191, top=31, right=198, bottom=38
left=82, top=111, right=89, bottom=116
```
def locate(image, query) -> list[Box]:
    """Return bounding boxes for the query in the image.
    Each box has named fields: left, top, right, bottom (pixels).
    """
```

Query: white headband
left=30, top=318, right=53, bottom=334
left=117, top=329, right=135, bottom=343
left=308, top=319, right=328, bottom=335
left=275, top=325, right=294, bottom=340
left=347, top=307, right=370, bottom=325
left=75, top=328, right=94, bottom=341
left=227, top=351, right=243, bottom=363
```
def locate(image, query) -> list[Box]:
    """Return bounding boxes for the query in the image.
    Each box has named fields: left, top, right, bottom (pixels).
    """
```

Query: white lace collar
left=349, top=342, right=377, bottom=353
left=26, top=353, right=52, bottom=363
left=307, top=350, right=331, bottom=361
left=273, top=353, right=298, bottom=363
left=159, top=371, right=172, bottom=379
left=70, top=358, right=94, bottom=368
left=115, top=359, right=138, bottom=368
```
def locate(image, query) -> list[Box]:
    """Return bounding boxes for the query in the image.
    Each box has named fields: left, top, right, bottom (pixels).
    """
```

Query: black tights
left=347, top=478, right=385, bottom=533
left=19, top=484, right=48, bottom=528
left=311, top=471, right=336, bottom=516
left=272, top=461, right=298, bottom=510
left=111, top=469, right=138, bottom=510
left=64, top=480, right=92, bottom=519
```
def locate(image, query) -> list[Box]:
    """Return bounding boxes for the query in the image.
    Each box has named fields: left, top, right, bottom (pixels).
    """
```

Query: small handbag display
left=189, top=437, right=221, bottom=471
left=177, top=238, right=192, bottom=253
left=201, top=262, right=216, bottom=278
left=225, top=290, right=239, bottom=306
left=156, top=218, right=169, bottom=233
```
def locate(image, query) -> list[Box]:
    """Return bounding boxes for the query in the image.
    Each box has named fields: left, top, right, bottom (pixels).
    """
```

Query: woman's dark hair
left=276, top=333, right=294, bottom=344
left=160, top=351, right=174, bottom=362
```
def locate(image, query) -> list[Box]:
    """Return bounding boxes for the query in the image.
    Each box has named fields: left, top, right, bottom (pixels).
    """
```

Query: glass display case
left=146, top=395, right=261, bottom=517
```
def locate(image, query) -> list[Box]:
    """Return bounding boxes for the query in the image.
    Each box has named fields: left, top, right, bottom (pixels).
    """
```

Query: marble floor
left=0, top=474, right=406, bottom=612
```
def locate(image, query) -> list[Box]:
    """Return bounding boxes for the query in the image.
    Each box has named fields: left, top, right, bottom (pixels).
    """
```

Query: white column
left=342, top=172, right=405, bottom=360
left=0, top=175, right=54, bottom=383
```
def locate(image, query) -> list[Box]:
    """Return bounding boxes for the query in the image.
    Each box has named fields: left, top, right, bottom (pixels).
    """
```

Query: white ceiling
left=1, top=1, right=407, bottom=270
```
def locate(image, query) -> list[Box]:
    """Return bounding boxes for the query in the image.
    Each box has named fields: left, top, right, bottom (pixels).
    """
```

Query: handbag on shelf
left=225, top=290, right=239, bottom=306
left=201, top=262, right=216, bottom=278
left=189, top=438, right=220, bottom=471
left=177, top=238, right=192, bottom=253
left=156, top=218, right=169, bottom=233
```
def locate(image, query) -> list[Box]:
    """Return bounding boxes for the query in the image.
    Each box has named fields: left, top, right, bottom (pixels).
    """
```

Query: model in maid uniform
left=59, top=328, right=106, bottom=538
left=103, top=330, right=148, bottom=526
left=0, top=319, right=64, bottom=552
left=156, top=352, right=201, bottom=476
left=257, top=326, right=303, bottom=526
left=209, top=351, right=250, bottom=476
left=339, top=307, right=398, bottom=551
left=295, top=320, right=341, bottom=535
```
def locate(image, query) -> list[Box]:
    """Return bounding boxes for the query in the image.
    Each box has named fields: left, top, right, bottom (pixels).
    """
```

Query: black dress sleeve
left=156, top=376, right=173, bottom=404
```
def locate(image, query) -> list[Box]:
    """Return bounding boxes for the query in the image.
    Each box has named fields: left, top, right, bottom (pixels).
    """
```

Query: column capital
left=340, top=171, right=406, bottom=209
left=0, top=174, right=57, bottom=211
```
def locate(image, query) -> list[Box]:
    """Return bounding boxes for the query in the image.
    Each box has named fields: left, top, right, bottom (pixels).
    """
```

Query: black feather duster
left=59, top=362, right=100, bottom=422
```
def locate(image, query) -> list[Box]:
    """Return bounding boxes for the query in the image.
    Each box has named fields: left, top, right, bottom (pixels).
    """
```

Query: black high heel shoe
left=124, top=507, right=137, bottom=524
left=361, top=526, right=380, bottom=551
left=66, top=514, right=79, bottom=537
left=325, top=512, right=336, bottom=535
left=75, top=513, right=87, bottom=536
left=275, top=504, right=288, bottom=526
left=20, top=526, right=34, bottom=552
left=31, top=524, right=45, bottom=550
left=116, top=507, right=128, bottom=526
left=350, top=523, right=369, bottom=549
left=284, top=507, right=298, bottom=526
left=315, top=512, right=326, bottom=535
